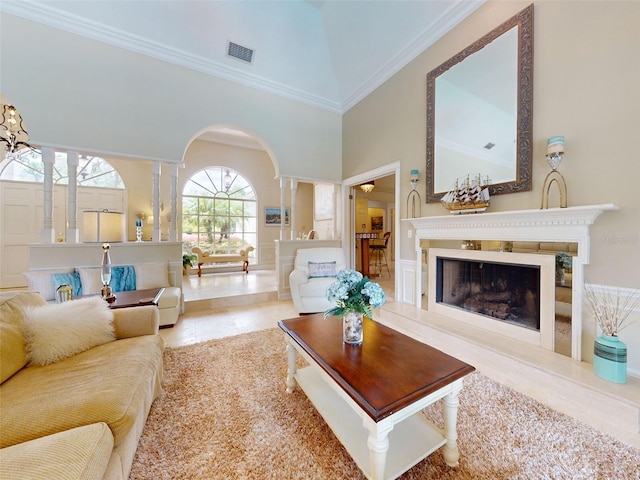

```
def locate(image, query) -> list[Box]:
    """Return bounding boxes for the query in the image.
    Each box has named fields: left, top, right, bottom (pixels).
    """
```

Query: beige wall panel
left=342, top=0, right=639, bottom=290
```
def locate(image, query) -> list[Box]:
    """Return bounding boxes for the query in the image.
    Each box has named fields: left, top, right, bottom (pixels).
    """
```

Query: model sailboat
left=441, top=174, right=491, bottom=214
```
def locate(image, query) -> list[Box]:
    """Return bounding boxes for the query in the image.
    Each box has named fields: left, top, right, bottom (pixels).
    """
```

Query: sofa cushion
left=77, top=267, right=103, bottom=295
left=0, top=334, right=164, bottom=449
left=22, top=268, right=75, bottom=301
left=0, top=422, right=113, bottom=480
left=299, top=277, right=335, bottom=297
left=23, top=297, right=116, bottom=366
left=135, top=263, right=169, bottom=289
left=0, top=292, right=47, bottom=384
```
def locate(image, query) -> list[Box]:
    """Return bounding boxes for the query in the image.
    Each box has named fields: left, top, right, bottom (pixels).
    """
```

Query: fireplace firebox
left=427, top=247, right=555, bottom=351
left=436, top=257, right=540, bottom=331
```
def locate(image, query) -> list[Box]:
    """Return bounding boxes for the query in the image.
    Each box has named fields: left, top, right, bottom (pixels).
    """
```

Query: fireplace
left=428, top=248, right=555, bottom=350
left=406, top=204, right=618, bottom=359
left=436, top=257, right=541, bottom=331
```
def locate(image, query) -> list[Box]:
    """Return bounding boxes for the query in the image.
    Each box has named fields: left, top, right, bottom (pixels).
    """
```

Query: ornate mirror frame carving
left=426, top=4, right=534, bottom=202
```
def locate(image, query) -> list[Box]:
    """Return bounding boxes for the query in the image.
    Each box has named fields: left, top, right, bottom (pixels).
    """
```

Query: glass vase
left=342, top=311, right=364, bottom=345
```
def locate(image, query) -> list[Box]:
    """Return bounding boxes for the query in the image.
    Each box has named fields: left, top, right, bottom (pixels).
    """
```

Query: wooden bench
left=191, top=246, right=254, bottom=277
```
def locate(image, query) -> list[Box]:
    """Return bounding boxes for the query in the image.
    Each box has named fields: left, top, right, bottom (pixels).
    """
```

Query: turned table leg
left=285, top=338, right=297, bottom=394
left=366, top=422, right=392, bottom=480
left=441, top=385, right=462, bottom=467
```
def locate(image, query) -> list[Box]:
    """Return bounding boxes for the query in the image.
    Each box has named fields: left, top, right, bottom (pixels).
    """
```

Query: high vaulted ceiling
left=1, top=0, right=483, bottom=114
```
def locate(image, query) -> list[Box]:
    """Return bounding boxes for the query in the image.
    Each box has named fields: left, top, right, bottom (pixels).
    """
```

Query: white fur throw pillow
left=23, top=297, right=116, bottom=366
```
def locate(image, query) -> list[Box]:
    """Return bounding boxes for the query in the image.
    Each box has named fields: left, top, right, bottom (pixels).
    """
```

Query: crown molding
left=3, top=0, right=483, bottom=114
left=342, top=0, right=485, bottom=112
left=1, top=1, right=343, bottom=113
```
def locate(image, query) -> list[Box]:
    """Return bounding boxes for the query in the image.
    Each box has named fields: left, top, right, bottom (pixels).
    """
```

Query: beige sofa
left=0, top=291, right=164, bottom=480
left=22, top=262, right=181, bottom=327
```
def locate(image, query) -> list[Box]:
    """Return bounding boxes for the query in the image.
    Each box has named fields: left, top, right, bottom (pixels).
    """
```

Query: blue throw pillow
left=308, top=261, right=337, bottom=278
left=51, top=272, right=83, bottom=296
left=110, top=265, right=136, bottom=292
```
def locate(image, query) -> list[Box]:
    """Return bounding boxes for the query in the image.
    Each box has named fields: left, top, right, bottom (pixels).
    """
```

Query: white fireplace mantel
left=407, top=204, right=618, bottom=240
left=404, top=204, right=619, bottom=360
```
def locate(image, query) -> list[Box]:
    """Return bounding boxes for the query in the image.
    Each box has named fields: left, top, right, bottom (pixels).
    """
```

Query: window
left=0, top=148, right=124, bottom=188
left=182, top=167, right=256, bottom=256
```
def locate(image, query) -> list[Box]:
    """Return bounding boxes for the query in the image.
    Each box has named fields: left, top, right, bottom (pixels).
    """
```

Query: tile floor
left=161, top=264, right=395, bottom=347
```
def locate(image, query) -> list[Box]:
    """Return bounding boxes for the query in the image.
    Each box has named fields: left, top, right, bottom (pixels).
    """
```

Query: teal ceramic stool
left=593, top=335, right=627, bottom=384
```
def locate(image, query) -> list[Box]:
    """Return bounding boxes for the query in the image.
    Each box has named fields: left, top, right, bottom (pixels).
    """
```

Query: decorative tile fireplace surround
left=406, top=204, right=618, bottom=360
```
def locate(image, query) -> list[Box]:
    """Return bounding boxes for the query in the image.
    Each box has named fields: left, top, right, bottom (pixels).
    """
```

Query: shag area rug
left=130, top=328, right=639, bottom=479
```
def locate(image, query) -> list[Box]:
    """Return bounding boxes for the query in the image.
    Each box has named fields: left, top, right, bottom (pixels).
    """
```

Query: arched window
left=0, top=149, right=124, bottom=188
left=182, top=167, right=256, bottom=255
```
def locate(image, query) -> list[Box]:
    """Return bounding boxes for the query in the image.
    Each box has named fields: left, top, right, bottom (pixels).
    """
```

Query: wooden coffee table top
left=108, top=288, right=164, bottom=309
left=279, top=315, right=475, bottom=422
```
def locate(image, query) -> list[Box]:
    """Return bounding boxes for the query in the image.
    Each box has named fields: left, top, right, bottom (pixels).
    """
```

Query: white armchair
left=289, top=247, right=346, bottom=314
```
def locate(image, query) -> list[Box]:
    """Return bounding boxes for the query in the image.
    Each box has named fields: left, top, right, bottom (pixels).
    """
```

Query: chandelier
left=360, top=180, right=375, bottom=193
left=223, top=169, right=233, bottom=192
left=1, top=104, right=36, bottom=160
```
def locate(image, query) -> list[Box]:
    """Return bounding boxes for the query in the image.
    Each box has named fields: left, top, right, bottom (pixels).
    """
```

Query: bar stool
left=369, top=232, right=391, bottom=277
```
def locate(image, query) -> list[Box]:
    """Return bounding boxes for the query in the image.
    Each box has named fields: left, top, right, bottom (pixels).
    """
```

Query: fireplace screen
left=436, top=257, right=540, bottom=331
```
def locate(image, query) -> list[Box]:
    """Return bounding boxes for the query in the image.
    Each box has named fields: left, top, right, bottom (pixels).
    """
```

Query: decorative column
left=152, top=161, right=161, bottom=242
left=40, top=147, right=55, bottom=243
left=169, top=163, right=178, bottom=242
left=65, top=151, right=79, bottom=243
left=331, top=183, right=339, bottom=239
left=279, top=177, right=286, bottom=240
left=290, top=178, right=297, bottom=240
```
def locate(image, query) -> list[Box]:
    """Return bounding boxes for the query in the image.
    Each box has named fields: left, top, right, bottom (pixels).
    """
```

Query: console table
left=279, top=315, right=475, bottom=480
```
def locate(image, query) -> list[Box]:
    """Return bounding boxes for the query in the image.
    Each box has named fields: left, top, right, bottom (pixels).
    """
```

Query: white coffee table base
left=284, top=338, right=464, bottom=480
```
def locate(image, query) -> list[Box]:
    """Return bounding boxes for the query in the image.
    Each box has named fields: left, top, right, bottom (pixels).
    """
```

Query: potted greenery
left=182, top=253, right=197, bottom=274
left=585, top=283, right=639, bottom=384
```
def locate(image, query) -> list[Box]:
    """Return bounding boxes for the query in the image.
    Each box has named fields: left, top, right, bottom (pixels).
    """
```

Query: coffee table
left=278, top=315, right=475, bottom=480
left=107, top=288, right=164, bottom=309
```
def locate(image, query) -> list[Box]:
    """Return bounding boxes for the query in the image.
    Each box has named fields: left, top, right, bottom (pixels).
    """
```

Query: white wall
left=0, top=13, right=343, bottom=181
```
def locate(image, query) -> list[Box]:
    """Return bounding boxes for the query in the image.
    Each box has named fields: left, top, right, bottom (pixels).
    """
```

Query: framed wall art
left=265, top=207, right=290, bottom=226
left=314, top=183, right=334, bottom=221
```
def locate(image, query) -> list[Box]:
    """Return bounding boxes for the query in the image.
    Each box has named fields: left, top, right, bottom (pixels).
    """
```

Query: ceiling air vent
left=227, top=41, right=254, bottom=64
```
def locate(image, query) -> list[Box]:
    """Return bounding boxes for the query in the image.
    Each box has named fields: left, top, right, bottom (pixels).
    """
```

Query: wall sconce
left=0, top=104, right=37, bottom=159
left=360, top=180, right=375, bottom=193
left=541, top=136, right=568, bottom=209
left=83, top=210, right=125, bottom=242
left=407, top=169, right=422, bottom=218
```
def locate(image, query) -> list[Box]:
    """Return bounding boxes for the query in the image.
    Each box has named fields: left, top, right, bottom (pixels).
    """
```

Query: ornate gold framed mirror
left=426, top=4, right=534, bottom=202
